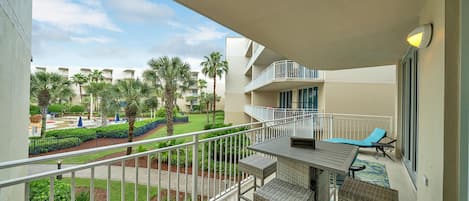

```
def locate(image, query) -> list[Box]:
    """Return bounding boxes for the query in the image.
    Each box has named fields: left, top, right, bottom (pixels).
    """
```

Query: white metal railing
left=0, top=114, right=322, bottom=201
left=245, top=105, right=394, bottom=140
left=0, top=111, right=393, bottom=201
left=245, top=60, right=324, bottom=92
left=244, top=105, right=319, bottom=122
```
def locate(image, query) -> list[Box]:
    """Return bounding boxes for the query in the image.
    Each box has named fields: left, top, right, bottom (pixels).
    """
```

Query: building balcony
left=244, top=60, right=324, bottom=92
left=244, top=105, right=319, bottom=122
left=0, top=113, right=413, bottom=201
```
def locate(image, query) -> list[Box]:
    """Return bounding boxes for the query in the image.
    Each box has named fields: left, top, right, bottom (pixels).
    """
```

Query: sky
left=32, top=0, right=239, bottom=72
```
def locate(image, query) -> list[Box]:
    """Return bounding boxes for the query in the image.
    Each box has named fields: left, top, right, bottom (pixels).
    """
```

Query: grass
left=61, top=177, right=159, bottom=201
left=57, top=112, right=224, bottom=164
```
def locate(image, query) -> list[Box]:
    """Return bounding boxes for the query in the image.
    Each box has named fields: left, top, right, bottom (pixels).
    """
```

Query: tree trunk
left=212, top=76, right=217, bottom=125
left=101, top=110, right=107, bottom=126
left=90, top=94, right=94, bottom=120
left=165, top=89, right=174, bottom=136
left=126, top=116, right=136, bottom=155
left=40, top=106, right=47, bottom=137
left=206, top=101, right=210, bottom=124
left=79, top=85, right=83, bottom=103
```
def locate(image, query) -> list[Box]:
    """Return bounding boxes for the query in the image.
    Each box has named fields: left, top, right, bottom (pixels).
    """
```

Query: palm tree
left=115, top=79, right=149, bottom=155
left=199, top=92, right=210, bottom=124
left=30, top=72, right=72, bottom=137
left=197, top=79, right=207, bottom=117
left=144, top=56, right=192, bottom=136
left=87, top=70, right=104, bottom=120
left=71, top=73, right=87, bottom=103
left=88, top=70, right=104, bottom=82
left=85, top=82, right=119, bottom=126
left=201, top=52, right=228, bottom=124
left=144, top=97, right=159, bottom=118
left=49, top=80, right=75, bottom=104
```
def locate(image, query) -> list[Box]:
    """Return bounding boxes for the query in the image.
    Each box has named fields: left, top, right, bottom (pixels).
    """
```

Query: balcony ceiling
left=176, top=0, right=423, bottom=70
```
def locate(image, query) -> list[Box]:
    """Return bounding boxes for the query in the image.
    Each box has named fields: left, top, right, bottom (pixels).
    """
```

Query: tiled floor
left=221, top=149, right=416, bottom=201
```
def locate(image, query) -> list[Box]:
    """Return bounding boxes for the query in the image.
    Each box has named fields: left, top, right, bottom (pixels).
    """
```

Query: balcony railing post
left=192, top=135, right=199, bottom=201
left=293, top=116, right=297, bottom=136
left=329, top=114, right=333, bottom=139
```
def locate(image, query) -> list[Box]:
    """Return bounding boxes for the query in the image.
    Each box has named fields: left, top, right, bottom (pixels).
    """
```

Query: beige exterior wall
left=0, top=0, right=31, bottom=200
left=413, top=0, right=445, bottom=200
left=225, top=37, right=251, bottom=125
left=322, top=82, right=395, bottom=116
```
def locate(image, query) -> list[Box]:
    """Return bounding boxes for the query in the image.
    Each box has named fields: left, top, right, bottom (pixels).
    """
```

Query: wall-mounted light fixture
left=407, top=24, right=433, bottom=48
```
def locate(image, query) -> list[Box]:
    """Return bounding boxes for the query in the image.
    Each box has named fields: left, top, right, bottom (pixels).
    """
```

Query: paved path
left=29, top=164, right=235, bottom=197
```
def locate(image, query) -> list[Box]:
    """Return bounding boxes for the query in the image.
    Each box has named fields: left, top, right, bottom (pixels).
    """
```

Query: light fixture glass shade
left=407, top=24, right=433, bottom=48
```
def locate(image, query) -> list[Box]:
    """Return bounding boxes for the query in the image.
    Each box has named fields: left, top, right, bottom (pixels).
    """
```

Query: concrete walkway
left=29, top=164, right=235, bottom=197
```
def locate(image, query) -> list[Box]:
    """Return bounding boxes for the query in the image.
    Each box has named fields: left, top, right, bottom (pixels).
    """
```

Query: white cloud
left=107, top=0, right=174, bottom=23
left=33, top=0, right=121, bottom=32
left=70, top=36, right=112, bottom=44
left=184, top=26, right=227, bottom=45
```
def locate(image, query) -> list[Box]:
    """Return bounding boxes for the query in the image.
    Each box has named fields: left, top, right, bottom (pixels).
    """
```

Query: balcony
left=244, top=60, right=324, bottom=92
left=244, top=105, right=319, bottom=122
left=0, top=113, right=414, bottom=201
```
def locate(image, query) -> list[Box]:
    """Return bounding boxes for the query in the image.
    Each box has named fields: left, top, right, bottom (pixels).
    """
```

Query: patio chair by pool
left=325, top=128, right=396, bottom=160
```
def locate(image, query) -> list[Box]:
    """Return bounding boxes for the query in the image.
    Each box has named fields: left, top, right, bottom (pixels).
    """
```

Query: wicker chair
left=238, top=155, right=276, bottom=201
left=253, top=178, right=315, bottom=201
left=339, top=177, right=398, bottom=201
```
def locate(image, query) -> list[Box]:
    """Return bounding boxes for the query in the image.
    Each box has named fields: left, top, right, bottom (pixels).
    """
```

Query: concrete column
left=0, top=0, right=32, bottom=200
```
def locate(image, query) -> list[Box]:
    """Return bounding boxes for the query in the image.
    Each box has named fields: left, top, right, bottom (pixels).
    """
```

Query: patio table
left=248, top=136, right=359, bottom=201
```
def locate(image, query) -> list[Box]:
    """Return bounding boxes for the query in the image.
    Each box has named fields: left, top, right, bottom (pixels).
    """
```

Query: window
left=279, top=90, right=292, bottom=108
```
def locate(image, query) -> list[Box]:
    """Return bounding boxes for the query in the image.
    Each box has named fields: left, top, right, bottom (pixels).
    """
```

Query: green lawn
left=57, top=112, right=224, bottom=164
left=61, top=177, right=159, bottom=201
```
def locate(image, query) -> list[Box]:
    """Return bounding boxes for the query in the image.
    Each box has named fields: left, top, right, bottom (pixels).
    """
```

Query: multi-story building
left=225, top=38, right=396, bottom=125
left=30, top=65, right=145, bottom=105
left=31, top=66, right=225, bottom=113
left=2, top=1, right=467, bottom=201
left=177, top=71, right=226, bottom=113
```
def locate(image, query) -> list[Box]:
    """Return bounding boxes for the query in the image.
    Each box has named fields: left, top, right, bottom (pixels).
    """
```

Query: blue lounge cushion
left=325, top=128, right=387, bottom=147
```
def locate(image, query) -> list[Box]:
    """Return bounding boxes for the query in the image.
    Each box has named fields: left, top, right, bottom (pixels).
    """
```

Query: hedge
left=69, top=105, right=85, bottom=113
left=45, top=117, right=189, bottom=140
left=30, top=105, right=41, bottom=115
left=32, top=117, right=189, bottom=155
left=46, top=128, right=97, bottom=142
left=29, top=137, right=82, bottom=155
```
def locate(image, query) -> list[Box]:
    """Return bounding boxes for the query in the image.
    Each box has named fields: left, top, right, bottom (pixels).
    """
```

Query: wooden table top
left=248, top=136, right=359, bottom=175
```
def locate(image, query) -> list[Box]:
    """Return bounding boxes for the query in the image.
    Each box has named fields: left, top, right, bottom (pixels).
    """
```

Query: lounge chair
left=325, top=128, right=396, bottom=160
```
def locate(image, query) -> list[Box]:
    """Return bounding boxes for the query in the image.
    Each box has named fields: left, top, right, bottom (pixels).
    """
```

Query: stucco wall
left=414, top=0, right=445, bottom=200
left=225, top=37, right=251, bottom=125
left=322, top=82, right=395, bottom=116
left=0, top=0, right=32, bottom=200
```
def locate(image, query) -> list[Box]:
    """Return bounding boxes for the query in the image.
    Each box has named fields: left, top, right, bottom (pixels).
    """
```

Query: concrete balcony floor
left=221, top=149, right=416, bottom=201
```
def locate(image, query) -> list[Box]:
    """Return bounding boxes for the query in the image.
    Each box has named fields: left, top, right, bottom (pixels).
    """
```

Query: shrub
left=29, top=179, right=71, bottom=201
left=136, top=145, right=148, bottom=153
left=30, top=105, right=41, bottom=115
left=155, top=108, right=177, bottom=118
left=48, top=104, right=65, bottom=113
left=69, top=105, right=85, bottom=113
left=75, top=191, right=90, bottom=201
left=202, top=124, right=249, bottom=162
left=153, top=139, right=191, bottom=166
left=204, top=123, right=232, bottom=130
left=29, top=137, right=82, bottom=154
left=46, top=128, right=96, bottom=142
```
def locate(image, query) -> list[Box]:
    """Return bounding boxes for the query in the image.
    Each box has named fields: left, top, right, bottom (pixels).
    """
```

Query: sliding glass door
left=401, top=49, right=418, bottom=186
left=279, top=90, right=292, bottom=108
left=298, top=87, right=318, bottom=110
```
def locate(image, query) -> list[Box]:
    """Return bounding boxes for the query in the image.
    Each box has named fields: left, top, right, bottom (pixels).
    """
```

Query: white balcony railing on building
left=0, top=112, right=393, bottom=201
left=245, top=105, right=394, bottom=140
left=244, top=105, right=319, bottom=122
left=245, top=60, right=324, bottom=92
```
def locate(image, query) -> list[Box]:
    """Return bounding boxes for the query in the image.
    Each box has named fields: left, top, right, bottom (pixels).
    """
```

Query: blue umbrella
left=115, top=113, right=120, bottom=122
left=77, top=116, right=83, bottom=128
